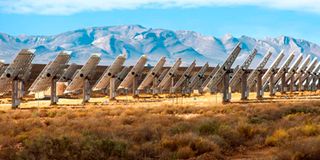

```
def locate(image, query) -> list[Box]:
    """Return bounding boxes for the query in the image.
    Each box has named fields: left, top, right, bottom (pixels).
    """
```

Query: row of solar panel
left=0, top=43, right=319, bottom=107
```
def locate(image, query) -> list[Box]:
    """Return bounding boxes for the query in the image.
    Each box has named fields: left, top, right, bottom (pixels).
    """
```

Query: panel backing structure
left=138, top=57, right=166, bottom=91
left=118, top=55, right=147, bottom=92
left=158, top=58, right=182, bottom=91
left=0, top=49, right=35, bottom=108
left=269, top=52, right=295, bottom=94
left=64, top=53, right=101, bottom=103
left=261, top=50, right=285, bottom=88
left=204, top=43, right=241, bottom=91
left=171, top=60, right=196, bottom=93
left=188, top=62, right=209, bottom=91
left=92, top=55, right=126, bottom=91
left=29, top=51, right=71, bottom=105
left=29, top=51, right=71, bottom=93
left=59, top=63, right=78, bottom=82
left=203, top=43, right=241, bottom=102
left=246, top=51, right=272, bottom=99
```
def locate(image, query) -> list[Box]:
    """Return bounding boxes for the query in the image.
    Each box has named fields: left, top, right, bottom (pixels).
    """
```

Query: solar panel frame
left=138, top=57, right=166, bottom=90
left=205, top=43, right=241, bottom=90
left=229, top=49, right=257, bottom=88
left=65, top=53, right=101, bottom=93
left=188, top=62, right=209, bottom=90
left=171, top=60, right=196, bottom=93
left=261, top=50, right=285, bottom=88
left=118, top=55, right=147, bottom=89
left=157, top=58, right=182, bottom=90
left=247, top=51, right=272, bottom=89
left=29, top=51, right=71, bottom=92
left=92, top=55, right=126, bottom=91
left=0, top=49, right=35, bottom=94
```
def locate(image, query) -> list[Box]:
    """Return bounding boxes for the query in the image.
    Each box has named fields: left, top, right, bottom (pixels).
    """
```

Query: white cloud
left=0, top=0, right=320, bottom=15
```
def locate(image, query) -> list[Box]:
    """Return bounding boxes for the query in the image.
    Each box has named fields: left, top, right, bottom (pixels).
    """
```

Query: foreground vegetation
left=0, top=101, right=320, bottom=159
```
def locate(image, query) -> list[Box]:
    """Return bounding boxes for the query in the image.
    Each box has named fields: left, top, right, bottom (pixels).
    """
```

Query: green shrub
left=198, top=120, right=220, bottom=135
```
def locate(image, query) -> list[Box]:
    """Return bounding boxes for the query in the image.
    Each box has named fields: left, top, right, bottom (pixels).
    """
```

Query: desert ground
left=0, top=92, right=320, bottom=159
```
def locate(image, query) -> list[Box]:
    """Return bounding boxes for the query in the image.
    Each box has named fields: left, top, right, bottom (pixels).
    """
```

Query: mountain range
left=0, top=25, right=319, bottom=68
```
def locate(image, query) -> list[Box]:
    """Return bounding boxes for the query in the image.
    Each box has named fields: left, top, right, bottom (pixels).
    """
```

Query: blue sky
left=0, top=0, right=320, bottom=44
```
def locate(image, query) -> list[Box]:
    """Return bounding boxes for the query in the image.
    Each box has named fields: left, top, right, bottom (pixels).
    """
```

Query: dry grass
left=0, top=101, right=319, bottom=159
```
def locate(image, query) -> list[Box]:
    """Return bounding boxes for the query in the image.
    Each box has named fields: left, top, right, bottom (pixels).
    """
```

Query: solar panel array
left=2, top=44, right=320, bottom=108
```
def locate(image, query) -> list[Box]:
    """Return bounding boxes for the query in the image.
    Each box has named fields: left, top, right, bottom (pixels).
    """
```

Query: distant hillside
left=0, top=25, right=319, bottom=67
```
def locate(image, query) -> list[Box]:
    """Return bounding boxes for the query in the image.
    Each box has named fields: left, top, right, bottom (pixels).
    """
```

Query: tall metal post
left=298, top=76, right=303, bottom=91
left=170, top=76, right=174, bottom=94
left=241, top=72, right=248, bottom=100
left=132, top=76, right=138, bottom=97
left=312, top=75, right=317, bottom=91
left=222, top=72, right=231, bottom=103
left=18, top=81, right=24, bottom=98
left=304, top=76, right=310, bottom=91
left=152, top=77, right=158, bottom=95
left=269, top=72, right=275, bottom=96
left=290, top=75, right=295, bottom=92
left=12, top=79, right=20, bottom=109
left=109, top=77, right=116, bottom=100
left=50, top=78, right=58, bottom=105
left=280, top=73, right=286, bottom=94
left=82, top=79, right=90, bottom=104
left=256, top=72, right=263, bottom=99
left=317, top=75, right=320, bottom=91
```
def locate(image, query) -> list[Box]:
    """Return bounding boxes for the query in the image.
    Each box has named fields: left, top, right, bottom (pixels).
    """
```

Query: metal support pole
left=304, top=75, right=310, bottom=91
left=269, top=72, right=275, bottom=96
left=152, top=77, right=158, bottom=95
left=109, top=77, right=116, bottom=100
left=290, top=75, right=295, bottom=92
left=50, top=78, right=58, bottom=105
left=18, top=81, right=24, bottom=98
left=311, top=75, right=317, bottom=91
left=132, top=76, right=138, bottom=98
left=318, top=76, right=320, bottom=90
left=256, top=72, right=263, bottom=99
left=241, top=72, right=248, bottom=100
left=298, top=76, right=303, bottom=91
left=12, top=79, right=20, bottom=109
left=222, top=72, right=231, bottom=103
left=280, top=73, right=286, bottom=94
left=82, top=79, right=90, bottom=104
left=170, top=76, right=174, bottom=94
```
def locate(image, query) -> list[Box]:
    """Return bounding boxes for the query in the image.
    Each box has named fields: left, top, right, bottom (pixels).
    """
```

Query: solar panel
left=247, top=51, right=272, bottom=89
left=0, top=49, right=35, bottom=94
left=138, top=57, right=166, bottom=90
left=284, top=54, right=303, bottom=84
left=292, top=55, right=311, bottom=84
left=29, top=51, right=71, bottom=92
left=22, top=63, right=33, bottom=82
left=200, top=64, right=220, bottom=91
left=204, top=43, right=241, bottom=91
left=188, top=62, right=209, bottom=90
left=268, top=52, right=295, bottom=87
left=308, top=63, right=320, bottom=90
left=158, top=58, right=182, bottom=90
left=298, top=57, right=317, bottom=85
left=261, top=50, right=285, bottom=87
left=64, top=53, right=101, bottom=93
left=59, top=63, right=78, bottom=82
left=171, top=60, right=196, bottom=93
left=114, top=67, right=130, bottom=89
left=229, top=49, right=257, bottom=88
left=118, top=55, right=147, bottom=90
left=92, top=55, right=126, bottom=91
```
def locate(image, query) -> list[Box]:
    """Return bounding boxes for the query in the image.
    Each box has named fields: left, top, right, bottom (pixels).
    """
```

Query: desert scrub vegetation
left=0, top=101, right=319, bottom=159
